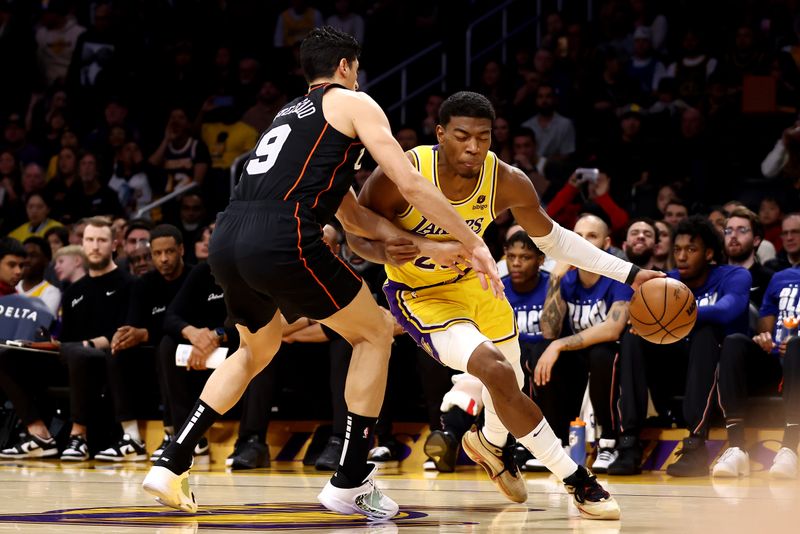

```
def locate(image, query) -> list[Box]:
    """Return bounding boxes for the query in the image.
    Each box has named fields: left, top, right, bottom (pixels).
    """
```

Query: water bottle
left=774, top=316, right=799, bottom=349
left=568, top=418, right=587, bottom=465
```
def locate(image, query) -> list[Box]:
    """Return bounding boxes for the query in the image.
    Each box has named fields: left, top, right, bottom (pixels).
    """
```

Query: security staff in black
left=145, top=26, right=502, bottom=520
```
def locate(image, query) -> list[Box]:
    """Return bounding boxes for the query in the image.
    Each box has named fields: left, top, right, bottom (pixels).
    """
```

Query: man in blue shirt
left=535, top=214, right=633, bottom=473
left=425, top=230, right=549, bottom=473
left=712, top=268, right=800, bottom=479
left=610, top=216, right=752, bottom=476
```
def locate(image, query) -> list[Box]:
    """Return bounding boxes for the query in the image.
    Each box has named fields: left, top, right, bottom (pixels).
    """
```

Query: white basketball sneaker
left=142, top=466, right=198, bottom=513
left=317, top=464, right=399, bottom=520
left=591, top=439, right=618, bottom=474
left=769, top=447, right=798, bottom=479
left=712, top=447, right=750, bottom=478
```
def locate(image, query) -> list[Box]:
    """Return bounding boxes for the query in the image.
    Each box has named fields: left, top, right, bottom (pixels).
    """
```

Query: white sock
left=517, top=418, right=578, bottom=481
left=482, top=385, right=510, bottom=447
left=480, top=342, right=527, bottom=448
left=122, top=420, right=141, bottom=442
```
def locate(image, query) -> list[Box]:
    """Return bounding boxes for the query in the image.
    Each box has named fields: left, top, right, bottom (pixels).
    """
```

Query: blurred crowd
left=0, top=0, right=799, bottom=478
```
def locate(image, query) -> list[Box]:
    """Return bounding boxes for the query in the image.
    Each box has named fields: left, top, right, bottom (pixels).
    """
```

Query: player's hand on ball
left=534, top=343, right=560, bottom=386
left=385, top=236, right=420, bottom=266
left=470, top=244, right=504, bottom=298
left=630, top=268, right=666, bottom=290
left=753, top=331, right=775, bottom=353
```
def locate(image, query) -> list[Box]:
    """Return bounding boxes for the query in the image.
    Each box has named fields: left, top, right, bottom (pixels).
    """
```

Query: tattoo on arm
left=541, top=275, right=567, bottom=339
left=608, top=302, right=629, bottom=324
left=559, top=333, right=585, bottom=351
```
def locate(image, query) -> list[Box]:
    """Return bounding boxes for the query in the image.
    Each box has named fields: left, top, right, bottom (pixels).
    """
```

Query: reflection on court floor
left=0, top=460, right=796, bottom=533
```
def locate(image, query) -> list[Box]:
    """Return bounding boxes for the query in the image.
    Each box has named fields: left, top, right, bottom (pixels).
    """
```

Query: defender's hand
left=385, top=236, right=420, bottom=266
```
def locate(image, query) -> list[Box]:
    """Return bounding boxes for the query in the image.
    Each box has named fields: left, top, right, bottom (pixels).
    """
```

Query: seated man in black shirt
left=58, top=217, right=134, bottom=460
left=94, top=225, right=193, bottom=462
left=158, top=261, right=276, bottom=469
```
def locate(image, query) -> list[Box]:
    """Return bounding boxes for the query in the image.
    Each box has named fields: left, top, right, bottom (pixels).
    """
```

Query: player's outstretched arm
left=349, top=94, right=502, bottom=295
left=496, top=164, right=664, bottom=289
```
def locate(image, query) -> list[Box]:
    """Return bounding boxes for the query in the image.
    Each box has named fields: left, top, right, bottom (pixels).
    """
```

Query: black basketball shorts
left=208, top=199, right=362, bottom=332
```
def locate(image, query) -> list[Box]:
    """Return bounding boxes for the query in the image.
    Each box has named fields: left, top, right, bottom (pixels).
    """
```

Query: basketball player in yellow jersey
left=349, top=91, right=663, bottom=520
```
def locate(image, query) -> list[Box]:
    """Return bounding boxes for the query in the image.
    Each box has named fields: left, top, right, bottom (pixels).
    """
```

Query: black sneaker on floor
left=607, top=435, right=642, bottom=476
left=229, top=435, right=270, bottom=470
left=0, top=432, right=58, bottom=459
left=150, top=433, right=173, bottom=463
left=563, top=465, right=621, bottom=519
left=60, top=435, right=89, bottom=461
left=95, top=434, right=148, bottom=462
left=666, top=437, right=709, bottom=477
left=424, top=430, right=459, bottom=473
left=315, top=435, right=343, bottom=471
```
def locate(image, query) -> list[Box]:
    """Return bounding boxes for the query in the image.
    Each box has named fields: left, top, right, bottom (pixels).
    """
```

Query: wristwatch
left=215, top=327, right=227, bottom=343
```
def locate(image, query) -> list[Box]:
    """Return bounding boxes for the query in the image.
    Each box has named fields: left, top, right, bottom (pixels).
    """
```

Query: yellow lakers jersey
left=385, top=145, right=499, bottom=289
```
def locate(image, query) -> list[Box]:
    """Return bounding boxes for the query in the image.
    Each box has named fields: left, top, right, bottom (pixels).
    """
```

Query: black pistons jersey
left=232, top=83, right=364, bottom=224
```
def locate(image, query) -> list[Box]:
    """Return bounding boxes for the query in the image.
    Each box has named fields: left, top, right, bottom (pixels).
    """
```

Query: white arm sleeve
left=532, top=221, right=637, bottom=284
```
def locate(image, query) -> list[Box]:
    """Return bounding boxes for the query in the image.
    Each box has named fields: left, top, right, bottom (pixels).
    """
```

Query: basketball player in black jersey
left=143, top=27, right=502, bottom=520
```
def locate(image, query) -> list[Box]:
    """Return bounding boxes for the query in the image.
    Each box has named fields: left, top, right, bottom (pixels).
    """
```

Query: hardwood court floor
left=0, top=460, right=796, bottom=533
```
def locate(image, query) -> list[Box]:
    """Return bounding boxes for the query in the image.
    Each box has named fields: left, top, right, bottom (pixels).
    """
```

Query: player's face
left=437, top=117, right=492, bottom=178
left=674, top=234, right=712, bottom=281
left=54, top=255, right=79, bottom=282
left=724, top=216, right=755, bottom=259
left=0, top=254, right=24, bottom=287
left=654, top=221, right=672, bottom=258
left=505, top=242, right=542, bottom=285
left=151, top=236, right=183, bottom=279
left=664, top=204, right=688, bottom=227
left=625, top=221, right=656, bottom=255
left=82, top=224, right=114, bottom=270
left=21, top=243, right=47, bottom=280
left=782, top=216, right=800, bottom=254
left=574, top=217, right=610, bottom=251
left=125, top=229, right=150, bottom=256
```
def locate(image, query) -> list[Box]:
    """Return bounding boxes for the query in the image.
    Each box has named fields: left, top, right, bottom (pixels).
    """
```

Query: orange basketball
left=628, top=277, right=697, bottom=344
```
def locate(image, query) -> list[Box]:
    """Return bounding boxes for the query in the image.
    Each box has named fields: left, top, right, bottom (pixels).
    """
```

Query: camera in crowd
left=574, top=168, right=600, bottom=185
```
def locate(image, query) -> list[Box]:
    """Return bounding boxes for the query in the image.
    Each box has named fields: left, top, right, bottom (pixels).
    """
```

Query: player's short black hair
left=505, top=230, right=543, bottom=255
left=512, top=127, right=536, bottom=142
left=438, top=91, right=496, bottom=127
left=23, top=236, right=52, bottom=261
left=675, top=215, right=724, bottom=263
left=150, top=224, right=183, bottom=246
left=300, top=26, right=361, bottom=83
left=44, top=225, right=69, bottom=248
left=0, top=237, right=26, bottom=261
left=124, top=219, right=153, bottom=240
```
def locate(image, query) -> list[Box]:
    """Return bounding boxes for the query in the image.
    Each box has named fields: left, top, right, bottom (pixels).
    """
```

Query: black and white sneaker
left=60, top=435, right=90, bottom=461
left=0, top=432, right=58, bottom=459
left=591, top=439, right=618, bottom=474
left=95, top=434, right=148, bottom=462
left=150, top=433, right=173, bottom=462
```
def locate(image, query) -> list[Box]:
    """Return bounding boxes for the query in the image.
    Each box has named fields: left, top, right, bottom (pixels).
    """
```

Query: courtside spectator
left=16, top=236, right=60, bottom=315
